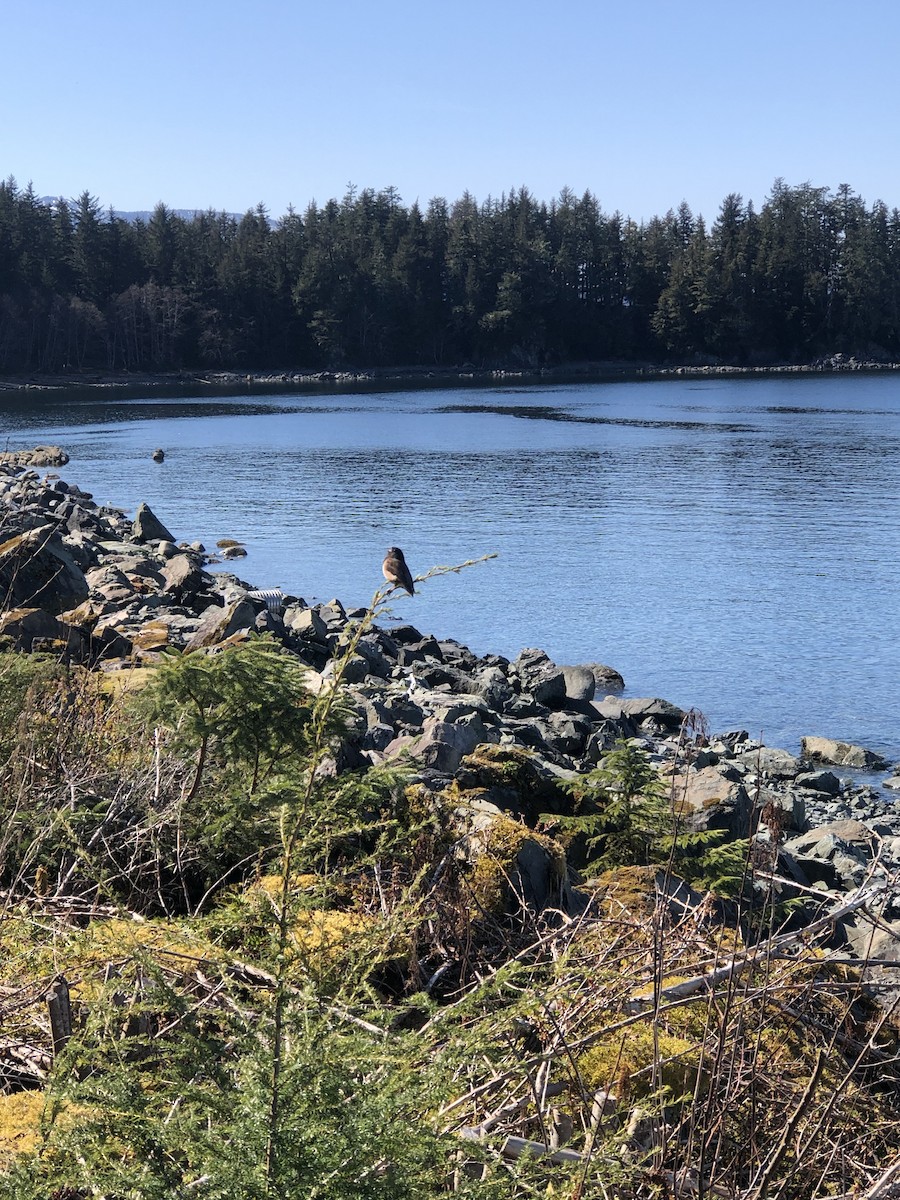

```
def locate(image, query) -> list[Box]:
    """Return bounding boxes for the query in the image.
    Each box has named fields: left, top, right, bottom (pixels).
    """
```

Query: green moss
left=467, top=815, right=566, bottom=916
left=0, top=1092, right=49, bottom=1166
left=579, top=1022, right=702, bottom=1101
left=454, top=745, right=569, bottom=819
left=594, top=865, right=659, bottom=914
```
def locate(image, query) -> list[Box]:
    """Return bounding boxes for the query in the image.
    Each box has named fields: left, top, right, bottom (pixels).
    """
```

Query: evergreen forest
left=2, top=177, right=900, bottom=375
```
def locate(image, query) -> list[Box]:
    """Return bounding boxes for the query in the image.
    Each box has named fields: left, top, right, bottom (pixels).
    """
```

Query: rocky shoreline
left=1, top=352, right=899, bottom=397
left=2, top=452, right=900, bottom=957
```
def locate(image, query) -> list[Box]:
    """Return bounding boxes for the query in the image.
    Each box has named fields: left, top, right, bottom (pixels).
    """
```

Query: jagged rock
left=417, top=661, right=479, bottom=693
left=470, top=665, right=515, bottom=710
left=584, top=720, right=626, bottom=764
left=85, top=564, right=134, bottom=604
left=382, top=718, right=481, bottom=774
left=161, top=553, right=206, bottom=598
left=90, top=624, right=134, bottom=660
left=450, top=692, right=499, bottom=719
left=756, top=785, right=806, bottom=832
left=512, top=648, right=566, bottom=705
left=379, top=692, right=426, bottom=730
left=782, top=820, right=877, bottom=891
left=354, top=635, right=394, bottom=679
left=388, top=623, right=424, bottom=645
left=438, top=639, right=480, bottom=671
left=58, top=529, right=101, bottom=570
left=65, top=503, right=107, bottom=537
left=0, top=526, right=89, bottom=614
left=543, top=710, right=593, bottom=757
left=286, top=607, right=329, bottom=642
left=619, top=697, right=686, bottom=734
left=670, top=765, right=752, bottom=839
left=590, top=698, right=638, bottom=737
left=318, top=599, right=347, bottom=631
left=734, top=746, right=802, bottom=780
left=362, top=722, right=395, bottom=751
left=132, top=502, right=175, bottom=544
left=397, top=636, right=444, bottom=667
left=0, top=607, right=87, bottom=657
left=712, top=730, right=752, bottom=754
left=795, top=769, right=842, bottom=795
left=338, top=653, right=371, bottom=684
left=183, top=600, right=257, bottom=650
left=800, top=736, right=890, bottom=772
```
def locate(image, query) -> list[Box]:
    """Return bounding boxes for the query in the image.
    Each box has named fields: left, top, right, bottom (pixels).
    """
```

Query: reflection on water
left=434, top=402, right=756, bottom=432
left=1, top=373, right=899, bottom=761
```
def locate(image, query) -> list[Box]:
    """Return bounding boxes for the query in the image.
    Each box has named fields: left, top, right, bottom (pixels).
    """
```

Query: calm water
left=1, top=375, right=899, bottom=763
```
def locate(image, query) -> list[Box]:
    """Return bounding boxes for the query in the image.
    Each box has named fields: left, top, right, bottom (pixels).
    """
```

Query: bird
left=382, top=546, right=415, bottom=596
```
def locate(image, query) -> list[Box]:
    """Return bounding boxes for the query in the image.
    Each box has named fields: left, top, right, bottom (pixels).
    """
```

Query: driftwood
left=626, top=881, right=886, bottom=1013
left=459, top=1125, right=583, bottom=1166
left=0, top=1038, right=51, bottom=1084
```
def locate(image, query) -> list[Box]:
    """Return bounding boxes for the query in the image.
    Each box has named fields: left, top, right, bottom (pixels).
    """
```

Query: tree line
left=2, top=176, right=900, bottom=374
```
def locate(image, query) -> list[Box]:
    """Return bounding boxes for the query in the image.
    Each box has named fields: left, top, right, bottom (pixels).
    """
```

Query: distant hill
left=38, top=197, right=242, bottom=223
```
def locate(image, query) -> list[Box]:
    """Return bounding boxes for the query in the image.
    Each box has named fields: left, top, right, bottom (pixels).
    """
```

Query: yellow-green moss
left=291, top=909, right=376, bottom=955
left=594, top=865, right=659, bottom=914
left=0, top=1091, right=85, bottom=1168
left=69, top=916, right=212, bottom=965
left=579, top=1022, right=702, bottom=1101
left=467, top=815, right=566, bottom=916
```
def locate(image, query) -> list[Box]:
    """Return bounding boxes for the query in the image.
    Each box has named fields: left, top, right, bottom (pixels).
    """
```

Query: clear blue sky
left=5, top=0, right=900, bottom=223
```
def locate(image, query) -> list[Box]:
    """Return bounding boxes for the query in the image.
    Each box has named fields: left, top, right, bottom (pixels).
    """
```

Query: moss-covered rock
left=453, top=744, right=572, bottom=823
left=461, top=810, right=567, bottom=917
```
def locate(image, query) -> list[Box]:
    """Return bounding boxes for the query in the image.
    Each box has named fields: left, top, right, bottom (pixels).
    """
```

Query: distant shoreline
left=1, top=356, right=900, bottom=398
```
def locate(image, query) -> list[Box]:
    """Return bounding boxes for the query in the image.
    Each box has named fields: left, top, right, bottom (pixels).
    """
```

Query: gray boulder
left=512, top=648, right=566, bottom=705
left=382, top=718, right=481, bottom=774
left=132, top=502, right=175, bottom=544
left=0, top=607, right=87, bottom=657
left=756, top=785, right=806, bottom=833
left=800, top=736, right=890, bottom=772
left=470, top=665, right=515, bottom=710
left=0, top=526, right=89, bottom=614
left=734, top=746, right=802, bottom=780
left=161, top=553, right=206, bottom=598
left=286, top=606, right=329, bottom=643
left=671, top=764, right=753, bottom=840
left=543, top=710, right=592, bottom=757
left=620, top=697, right=686, bottom=734
left=795, top=769, right=842, bottom=795
left=585, top=662, right=625, bottom=691
left=559, top=665, right=596, bottom=702
left=183, top=600, right=257, bottom=650
left=782, top=819, right=877, bottom=892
